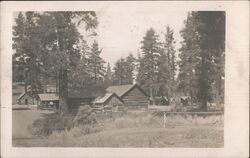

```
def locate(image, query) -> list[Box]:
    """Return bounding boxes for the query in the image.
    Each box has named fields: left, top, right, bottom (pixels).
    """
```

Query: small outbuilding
left=180, top=96, right=191, bottom=106
left=93, top=92, right=124, bottom=111
left=106, top=84, right=149, bottom=108
left=17, top=92, right=35, bottom=105
left=150, top=96, right=169, bottom=105
left=37, top=93, right=59, bottom=110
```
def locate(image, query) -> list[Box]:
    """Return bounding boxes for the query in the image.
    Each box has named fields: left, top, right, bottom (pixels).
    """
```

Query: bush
left=29, top=112, right=75, bottom=137
left=73, top=105, right=97, bottom=126
left=29, top=105, right=98, bottom=137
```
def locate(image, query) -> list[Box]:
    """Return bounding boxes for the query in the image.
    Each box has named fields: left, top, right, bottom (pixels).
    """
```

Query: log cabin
left=67, top=85, right=106, bottom=113
left=37, top=93, right=59, bottom=110
left=93, top=92, right=124, bottom=111
left=106, top=84, right=149, bottom=109
left=17, top=92, right=35, bottom=105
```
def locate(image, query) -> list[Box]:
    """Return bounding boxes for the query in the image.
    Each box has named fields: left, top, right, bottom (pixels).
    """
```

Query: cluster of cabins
left=16, top=84, right=154, bottom=112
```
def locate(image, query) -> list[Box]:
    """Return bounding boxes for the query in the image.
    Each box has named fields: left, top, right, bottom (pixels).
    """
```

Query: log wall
left=122, top=87, right=148, bottom=107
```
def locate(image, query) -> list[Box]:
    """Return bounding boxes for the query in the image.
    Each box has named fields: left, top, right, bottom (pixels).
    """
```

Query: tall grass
left=30, top=107, right=223, bottom=142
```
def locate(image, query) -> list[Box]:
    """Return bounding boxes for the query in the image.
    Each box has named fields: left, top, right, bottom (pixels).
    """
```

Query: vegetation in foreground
left=13, top=107, right=223, bottom=147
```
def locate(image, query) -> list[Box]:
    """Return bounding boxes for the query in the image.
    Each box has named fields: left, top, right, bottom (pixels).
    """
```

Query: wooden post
left=194, top=114, right=197, bottom=125
left=163, top=112, right=167, bottom=128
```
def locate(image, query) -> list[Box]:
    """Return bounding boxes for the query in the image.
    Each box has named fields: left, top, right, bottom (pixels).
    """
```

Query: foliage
left=136, top=27, right=177, bottom=100
left=112, top=53, right=136, bottom=85
left=87, top=40, right=106, bottom=83
left=136, top=28, right=161, bottom=98
left=13, top=11, right=99, bottom=113
left=178, top=11, right=225, bottom=111
left=29, top=112, right=75, bottom=137
left=29, top=105, right=98, bottom=137
left=103, top=62, right=112, bottom=87
left=157, top=26, right=176, bottom=98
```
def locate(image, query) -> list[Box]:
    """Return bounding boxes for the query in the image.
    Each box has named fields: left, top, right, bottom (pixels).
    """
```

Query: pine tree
left=13, top=12, right=26, bottom=83
left=104, top=62, right=112, bottom=87
left=194, top=11, right=225, bottom=110
left=13, top=11, right=98, bottom=113
left=88, top=40, right=105, bottom=84
left=137, top=28, right=161, bottom=99
left=113, top=54, right=136, bottom=85
left=178, top=11, right=225, bottom=111
left=178, top=12, right=200, bottom=101
left=157, top=26, right=176, bottom=98
left=124, top=53, right=136, bottom=84
left=113, top=57, right=126, bottom=85
left=13, top=12, right=43, bottom=94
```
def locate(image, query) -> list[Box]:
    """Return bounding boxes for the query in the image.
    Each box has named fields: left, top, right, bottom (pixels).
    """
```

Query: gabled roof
left=38, top=93, right=59, bottom=101
left=17, top=92, right=32, bottom=100
left=106, top=84, right=148, bottom=97
left=94, top=92, right=123, bottom=104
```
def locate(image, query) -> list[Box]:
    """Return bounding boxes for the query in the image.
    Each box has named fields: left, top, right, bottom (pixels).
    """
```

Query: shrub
left=29, top=105, right=98, bottom=137
left=29, top=112, right=75, bottom=137
left=73, top=105, right=97, bottom=127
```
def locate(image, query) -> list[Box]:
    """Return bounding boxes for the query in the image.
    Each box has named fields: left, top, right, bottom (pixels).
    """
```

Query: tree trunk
left=200, top=51, right=208, bottom=112
left=59, top=68, right=68, bottom=113
left=201, top=98, right=207, bottom=111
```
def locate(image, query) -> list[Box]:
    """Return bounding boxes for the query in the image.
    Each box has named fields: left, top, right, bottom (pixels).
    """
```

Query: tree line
left=13, top=11, right=225, bottom=112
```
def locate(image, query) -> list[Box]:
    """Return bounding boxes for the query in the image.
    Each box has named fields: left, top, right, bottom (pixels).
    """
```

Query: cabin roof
left=17, top=92, right=26, bottom=100
left=17, top=92, right=33, bottom=100
left=94, top=92, right=123, bottom=104
left=38, top=93, right=59, bottom=101
left=106, top=84, right=148, bottom=97
left=106, top=84, right=135, bottom=97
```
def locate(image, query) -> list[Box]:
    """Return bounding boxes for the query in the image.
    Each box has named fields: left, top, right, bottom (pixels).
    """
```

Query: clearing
left=12, top=109, right=223, bottom=147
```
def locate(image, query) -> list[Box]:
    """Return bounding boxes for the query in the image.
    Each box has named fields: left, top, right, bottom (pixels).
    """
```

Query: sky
left=84, top=9, right=188, bottom=68
left=13, top=9, right=189, bottom=68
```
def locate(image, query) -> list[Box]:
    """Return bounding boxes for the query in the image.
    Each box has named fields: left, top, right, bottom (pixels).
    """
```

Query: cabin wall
left=68, top=98, right=95, bottom=114
left=37, top=99, right=59, bottom=110
left=122, top=87, right=148, bottom=107
left=18, top=94, right=34, bottom=105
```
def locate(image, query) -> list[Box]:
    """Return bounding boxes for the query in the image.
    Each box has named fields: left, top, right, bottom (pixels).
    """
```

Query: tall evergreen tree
left=178, top=11, right=225, bottom=111
left=113, top=54, right=136, bottom=85
left=13, top=12, right=43, bottom=94
left=157, top=26, right=176, bottom=98
left=104, top=62, right=112, bottom=87
left=88, top=40, right=105, bottom=84
left=137, top=28, right=161, bottom=99
left=124, top=53, right=136, bottom=84
left=13, top=11, right=98, bottom=113
left=113, top=57, right=126, bottom=85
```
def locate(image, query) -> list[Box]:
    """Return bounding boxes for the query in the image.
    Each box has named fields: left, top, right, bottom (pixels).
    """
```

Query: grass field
left=12, top=109, right=224, bottom=147
left=12, top=109, right=53, bottom=140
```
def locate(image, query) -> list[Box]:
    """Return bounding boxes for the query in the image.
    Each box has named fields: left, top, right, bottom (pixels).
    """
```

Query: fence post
left=194, top=114, right=197, bottom=125
left=163, top=112, right=166, bottom=128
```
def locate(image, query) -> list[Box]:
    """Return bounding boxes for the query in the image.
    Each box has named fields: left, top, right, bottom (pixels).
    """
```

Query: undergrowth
left=29, top=106, right=223, bottom=139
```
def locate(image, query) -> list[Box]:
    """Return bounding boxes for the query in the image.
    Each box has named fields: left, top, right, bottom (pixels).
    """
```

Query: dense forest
left=13, top=11, right=225, bottom=112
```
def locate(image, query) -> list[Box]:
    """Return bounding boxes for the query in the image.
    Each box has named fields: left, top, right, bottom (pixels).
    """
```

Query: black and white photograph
left=1, top=1, right=249, bottom=158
